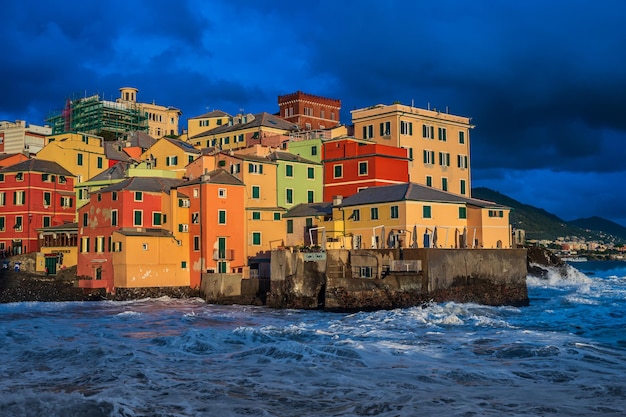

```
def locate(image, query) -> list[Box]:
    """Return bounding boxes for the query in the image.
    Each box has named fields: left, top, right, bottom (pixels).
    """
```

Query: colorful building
left=77, top=177, right=184, bottom=292
left=140, top=137, right=201, bottom=178
left=322, top=137, right=410, bottom=202
left=176, top=169, right=246, bottom=287
left=0, top=159, right=75, bottom=255
left=278, top=91, right=341, bottom=130
left=268, top=151, right=323, bottom=208
left=316, top=183, right=511, bottom=250
left=351, top=103, right=473, bottom=196
left=36, top=222, right=78, bottom=274
left=186, top=110, right=231, bottom=139
left=118, top=87, right=182, bottom=138
left=188, top=112, right=297, bottom=151
left=37, top=132, right=109, bottom=184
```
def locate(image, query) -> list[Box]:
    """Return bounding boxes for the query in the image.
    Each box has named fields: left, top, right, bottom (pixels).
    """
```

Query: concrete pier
left=201, top=248, right=529, bottom=311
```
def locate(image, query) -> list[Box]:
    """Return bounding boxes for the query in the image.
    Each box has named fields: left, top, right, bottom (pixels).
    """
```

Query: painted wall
left=37, top=133, right=109, bottom=183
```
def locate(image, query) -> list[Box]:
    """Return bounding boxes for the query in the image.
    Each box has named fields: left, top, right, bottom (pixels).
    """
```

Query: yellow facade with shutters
left=140, top=138, right=200, bottom=178
left=351, top=103, right=473, bottom=197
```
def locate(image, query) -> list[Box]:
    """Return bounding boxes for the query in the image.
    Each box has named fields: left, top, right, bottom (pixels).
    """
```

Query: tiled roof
left=283, top=202, right=333, bottom=218
left=0, top=159, right=74, bottom=176
left=161, top=137, right=201, bottom=154
left=115, top=227, right=175, bottom=237
left=99, top=177, right=184, bottom=194
left=103, top=141, right=133, bottom=162
left=87, top=161, right=132, bottom=182
left=188, top=110, right=231, bottom=119
left=267, top=151, right=319, bottom=165
left=340, top=183, right=508, bottom=209
left=124, top=131, right=156, bottom=149
left=181, top=168, right=244, bottom=186
left=189, top=112, right=298, bottom=139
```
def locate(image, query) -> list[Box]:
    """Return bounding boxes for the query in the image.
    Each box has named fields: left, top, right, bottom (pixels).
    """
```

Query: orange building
left=176, top=169, right=246, bottom=287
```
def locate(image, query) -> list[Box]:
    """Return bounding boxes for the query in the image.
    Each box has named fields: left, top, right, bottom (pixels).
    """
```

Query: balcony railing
left=213, top=249, right=235, bottom=261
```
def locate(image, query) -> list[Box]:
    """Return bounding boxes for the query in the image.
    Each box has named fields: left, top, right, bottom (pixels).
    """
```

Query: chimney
left=332, top=195, right=343, bottom=206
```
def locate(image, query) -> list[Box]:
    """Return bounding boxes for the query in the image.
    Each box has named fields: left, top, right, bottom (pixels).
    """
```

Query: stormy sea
left=1, top=261, right=625, bottom=416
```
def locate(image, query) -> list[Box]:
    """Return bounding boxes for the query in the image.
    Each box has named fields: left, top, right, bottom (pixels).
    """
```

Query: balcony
left=213, top=249, right=235, bottom=261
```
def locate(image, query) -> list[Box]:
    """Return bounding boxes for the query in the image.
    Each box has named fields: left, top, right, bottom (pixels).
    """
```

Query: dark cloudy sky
left=2, top=0, right=626, bottom=227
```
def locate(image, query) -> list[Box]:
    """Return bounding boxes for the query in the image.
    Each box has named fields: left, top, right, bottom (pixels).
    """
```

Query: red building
left=278, top=91, right=341, bottom=130
left=0, top=159, right=76, bottom=255
left=77, top=177, right=183, bottom=291
left=322, top=138, right=410, bottom=202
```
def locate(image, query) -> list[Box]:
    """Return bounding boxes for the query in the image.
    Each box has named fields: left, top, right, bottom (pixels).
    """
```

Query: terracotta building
left=278, top=91, right=341, bottom=130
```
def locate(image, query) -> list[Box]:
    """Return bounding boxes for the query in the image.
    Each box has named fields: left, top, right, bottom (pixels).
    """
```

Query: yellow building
left=351, top=103, right=473, bottom=197
left=185, top=110, right=232, bottom=140
left=188, top=112, right=297, bottom=152
left=140, top=137, right=202, bottom=178
left=118, top=87, right=182, bottom=138
left=311, top=183, right=511, bottom=250
left=37, top=132, right=109, bottom=185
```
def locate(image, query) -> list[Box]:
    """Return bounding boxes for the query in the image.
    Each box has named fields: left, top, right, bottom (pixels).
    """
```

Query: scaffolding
left=46, top=94, right=149, bottom=139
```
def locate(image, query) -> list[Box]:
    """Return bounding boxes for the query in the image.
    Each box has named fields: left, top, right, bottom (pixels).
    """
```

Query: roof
left=103, top=141, right=133, bottom=162
left=340, top=183, right=509, bottom=209
left=161, top=137, right=201, bottom=154
left=87, top=161, right=132, bottom=182
left=283, top=202, right=333, bottom=218
left=181, top=168, right=245, bottom=186
left=124, top=131, right=156, bottom=149
left=189, top=110, right=231, bottom=120
left=0, top=159, right=74, bottom=176
left=98, top=177, right=184, bottom=194
left=267, top=151, right=319, bottom=165
left=189, top=112, right=298, bottom=139
left=36, top=222, right=78, bottom=233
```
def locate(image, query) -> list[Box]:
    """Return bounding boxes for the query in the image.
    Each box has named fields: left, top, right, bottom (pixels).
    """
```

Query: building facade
left=278, top=91, right=341, bottom=130
left=0, top=120, right=51, bottom=155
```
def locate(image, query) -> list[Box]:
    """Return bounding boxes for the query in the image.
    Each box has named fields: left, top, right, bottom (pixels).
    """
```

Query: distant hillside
left=471, top=187, right=625, bottom=244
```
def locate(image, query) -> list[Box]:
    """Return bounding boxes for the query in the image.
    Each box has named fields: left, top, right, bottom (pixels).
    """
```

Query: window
left=0, top=192, right=4, bottom=206
left=459, top=131, right=465, bottom=144
left=134, top=192, right=143, bottom=201
left=77, top=154, right=83, bottom=166
left=426, top=176, right=432, bottom=187
left=231, top=163, right=241, bottom=174
left=286, top=189, right=293, bottom=204
left=43, top=192, right=51, bottom=207
left=181, top=261, right=187, bottom=268
left=422, top=124, right=434, bottom=139
left=134, top=210, right=143, bottom=226
left=489, top=210, right=504, bottom=218
left=333, top=164, right=343, bottom=178
left=193, top=188, right=199, bottom=198
left=460, top=179, right=466, bottom=195
left=350, top=209, right=360, bottom=221
left=457, top=155, right=468, bottom=169
left=252, top=232, right=261, bottom=245
left=14, top=216, right=23, bottom=232
left=370, top=207, right=379, bottom=220
left=380, top=121, right=391, bottom=136
left=307, top=190, right=314, bottom=203
left=252, top=186, right=260, bottom=199
left=287, top=219, right=293, bottom=233
left=439, top=152, right=450, bottom=167
left=97, top=193, right=102, bottom=202
left=166, top=156, right=178, bottom=166
left=360, top=266, right=373, bottom=278
left=179, top=198, right=190, bottom=208
left=362, top=124, right=374, bottom=139
left=423, top=150, right=435, bottom=165
left=391, top=205, right=399, bottom=219
left=358, top=161, right=368, bottom=176
left=459, top=207, right=467, bottom=219
left=41, top=173, right=50, bottom=182
left=82, top=212, right=88, bottom=227
left=401, top=121, right=413, bottom=135
left=218, top=188, right=227, bottom=198
left=286, top=165, right=293, bottom=177
left=252, top=211, right=260, bottom=220
left=11, top=191, right=25, bottom=209
left=248, top=163, right=263, bottom=174
left=192, top=212, right=199, bottom=224
left=274, top=212, right=281, bottom=221
left=0, top=216, right=4, bottom=231
left=423, top=206, right=432, bottom=219
left=442, top=178, right=448, bottom=191
left=179, top=224, right=189, bottom=232
left=97, top=237, right=105, bottom=253
left=59, top=175, right=66, bottom=184
left=311, top=146, right=318, bottom=156
left=0, top=174, right=4, bottom=182
left=193, top=236, right=200, bottom=251
left=438, top=127, right=447, bottom=141
left=111, top=210, right=118, bottom=226
left=306, top=218, right=313, bottom=228
left=97, top=157, right=103, bottom=169
left=153, top=212, right=162, bottom=226
left=141, top=243, right=148, bottom=251
left=81, top=237, right=89, bottom=253
left=307, top=167, right=315, bottom=179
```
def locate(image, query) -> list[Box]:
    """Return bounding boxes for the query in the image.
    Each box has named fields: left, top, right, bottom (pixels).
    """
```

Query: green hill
left=471, top=187, right=626, bottom=245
